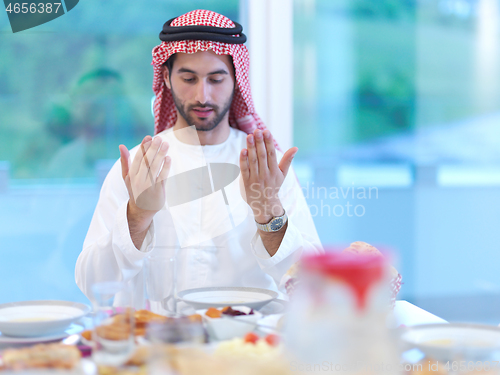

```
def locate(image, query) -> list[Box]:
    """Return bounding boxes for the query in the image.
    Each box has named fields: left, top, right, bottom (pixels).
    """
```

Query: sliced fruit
left=243, top=332, right=259, bottom=344
left=205, top=307, right=222, bottom=318
left=264, top=334, right=280, bottom=346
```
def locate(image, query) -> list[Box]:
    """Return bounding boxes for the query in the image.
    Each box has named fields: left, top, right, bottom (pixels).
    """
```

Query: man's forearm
left=258, top=222, right=287, bottom=257
left=127, top=201, right=155, bottom=250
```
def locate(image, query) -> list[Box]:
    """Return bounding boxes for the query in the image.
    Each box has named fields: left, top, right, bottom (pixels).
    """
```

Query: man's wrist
left=254, top=211, right=285, bottom=224
left=254, top=214, right=273, bottom=225
left=254, top=202, right=285, bottom=224
left=254, top=207, right=285, bottom=224
left=127, top=201, right=155, bottom=233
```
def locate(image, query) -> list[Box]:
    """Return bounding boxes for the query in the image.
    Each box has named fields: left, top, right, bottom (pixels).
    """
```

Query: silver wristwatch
left=255, top=210, right=288, bottom=232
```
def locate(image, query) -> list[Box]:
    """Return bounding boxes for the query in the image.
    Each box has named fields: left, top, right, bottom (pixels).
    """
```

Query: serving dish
left=0, top=300, right=90, bottom=337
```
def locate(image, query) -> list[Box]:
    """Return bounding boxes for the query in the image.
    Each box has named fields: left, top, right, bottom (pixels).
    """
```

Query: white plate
left=401, top=323, right=500, bottom=361
left=0, top=301, right=90, bottom=337
left=177, top=287, right=278, bottom=310
left=0, top=322, right=85, bottom=345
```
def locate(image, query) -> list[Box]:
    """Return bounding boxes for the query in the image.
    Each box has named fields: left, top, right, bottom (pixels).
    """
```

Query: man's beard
left=171, top=87, right=234, bottom=132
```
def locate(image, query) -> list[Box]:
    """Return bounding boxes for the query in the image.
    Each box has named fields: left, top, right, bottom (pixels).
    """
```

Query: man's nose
left=194, top=80, right=210, bottom=105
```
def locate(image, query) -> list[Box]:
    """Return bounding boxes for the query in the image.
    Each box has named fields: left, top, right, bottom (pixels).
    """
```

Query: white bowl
left=400, top=323, right=500, bottom=362
left=199, top=306, right=262, bottom=341
left=178, top=287, right=277, bottom=310
left=0, top=300, right=91, bottom=337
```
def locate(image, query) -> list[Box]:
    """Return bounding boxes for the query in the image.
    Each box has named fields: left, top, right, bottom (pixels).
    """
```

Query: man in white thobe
left=75, top=10, right=322, bottom=313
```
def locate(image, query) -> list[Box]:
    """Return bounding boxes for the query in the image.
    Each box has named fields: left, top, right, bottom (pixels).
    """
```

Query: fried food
left=96, top=322, right=132, bottom=341
left=135, top=310, right=169, bottom=326
left=125, top=346, right=152, bottom=367
left=187, top=313, right=202, bottom=324
left=2, top=343, right=81, bottom=370
left=82, top=329, right=92, bottom=341
left=125, top=344, right=178, bottom=367
left=97, top=364, right=148, bottom=375
left=85, top=310, right=203, bottom=341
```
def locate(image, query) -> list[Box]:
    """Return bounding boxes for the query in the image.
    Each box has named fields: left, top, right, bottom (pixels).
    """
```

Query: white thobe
left=75, top=127, right=322, bottom=312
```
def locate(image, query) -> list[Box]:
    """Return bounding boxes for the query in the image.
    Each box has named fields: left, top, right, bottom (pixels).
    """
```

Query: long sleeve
left=250, top=166, right=324, bottom=288
left=75, top=157, right=155, bottom=304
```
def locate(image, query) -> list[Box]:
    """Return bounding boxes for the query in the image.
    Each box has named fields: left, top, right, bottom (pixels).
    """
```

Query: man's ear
left=162, top=66, right=171, bottom=90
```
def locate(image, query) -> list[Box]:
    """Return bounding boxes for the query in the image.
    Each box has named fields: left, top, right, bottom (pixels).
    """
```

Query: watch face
left=270, top=218, right=284, bottom=231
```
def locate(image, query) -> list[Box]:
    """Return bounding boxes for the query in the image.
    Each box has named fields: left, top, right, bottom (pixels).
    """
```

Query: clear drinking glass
left=144, top=249, right=178, bottom=317
left=90, top=281, right=135, bottom=367
left=146, top=318, right=205, bottom=375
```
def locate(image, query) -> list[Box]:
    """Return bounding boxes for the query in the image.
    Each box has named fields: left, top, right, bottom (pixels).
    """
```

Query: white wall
left=246, top=0, right=294, bottom=150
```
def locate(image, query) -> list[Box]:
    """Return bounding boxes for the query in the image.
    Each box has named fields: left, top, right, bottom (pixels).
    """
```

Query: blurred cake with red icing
left=282, top=241, right=402, bottom=307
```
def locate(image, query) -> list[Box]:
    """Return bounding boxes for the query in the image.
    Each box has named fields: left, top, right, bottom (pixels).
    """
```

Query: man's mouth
left=192, top=108, right=214, bottom=118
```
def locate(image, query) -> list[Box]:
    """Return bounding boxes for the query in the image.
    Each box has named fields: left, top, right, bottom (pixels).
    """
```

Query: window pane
left=0, top=0, right=240, bottom=303
left=294, top=0, right=500, bottom=323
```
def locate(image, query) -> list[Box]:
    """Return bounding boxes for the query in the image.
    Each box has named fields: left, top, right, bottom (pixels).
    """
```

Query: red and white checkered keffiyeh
left=151, top=10, right=278, bottom=148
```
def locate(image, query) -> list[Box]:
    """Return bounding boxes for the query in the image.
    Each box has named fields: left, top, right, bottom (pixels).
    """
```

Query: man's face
left=163, top=50, right=235, bottom=132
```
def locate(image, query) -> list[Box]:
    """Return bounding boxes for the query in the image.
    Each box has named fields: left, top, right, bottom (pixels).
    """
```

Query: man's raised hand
left=119, top=135, right=171, bottom=215
left=239, top=129, right=298, bottom=224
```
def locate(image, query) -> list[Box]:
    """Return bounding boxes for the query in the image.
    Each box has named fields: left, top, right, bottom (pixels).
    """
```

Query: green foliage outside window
left=0, top=0, right=239, bottom=180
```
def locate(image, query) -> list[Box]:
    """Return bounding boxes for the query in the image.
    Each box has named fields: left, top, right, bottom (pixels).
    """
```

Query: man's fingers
left=246, top=134, right=258, bottom=177
left=131, top=140, right=152, bottom=177
left=158, top=156, right=171, bottom=183
left=254, top=130, right=268, bottom=179
left=138, top=136, right=163, bottom=182
left=156, top=156, right=172, bottom=210
left=239, top=148, right=250, bottom=181
left=263, top=130, right=279, bottom=174
left=130, top=136, right=152, bottom=177
left=279, top=147, right=298, bottom=178
left=148, top=141, right=170, bottom=182
left=119, top=145, right=130, bottom=180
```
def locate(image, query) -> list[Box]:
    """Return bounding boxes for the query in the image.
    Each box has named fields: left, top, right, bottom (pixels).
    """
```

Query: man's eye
left=183, top=78, right=195, bottom=83
left=210, top=78, right=223, bottom=83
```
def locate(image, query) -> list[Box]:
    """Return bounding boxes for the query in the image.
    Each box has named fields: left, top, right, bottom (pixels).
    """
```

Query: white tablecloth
left=392, top=300, right=447, bottom=327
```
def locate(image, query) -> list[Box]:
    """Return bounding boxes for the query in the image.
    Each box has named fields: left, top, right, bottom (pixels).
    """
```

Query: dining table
left=0, top=299, right=452, bottom=375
